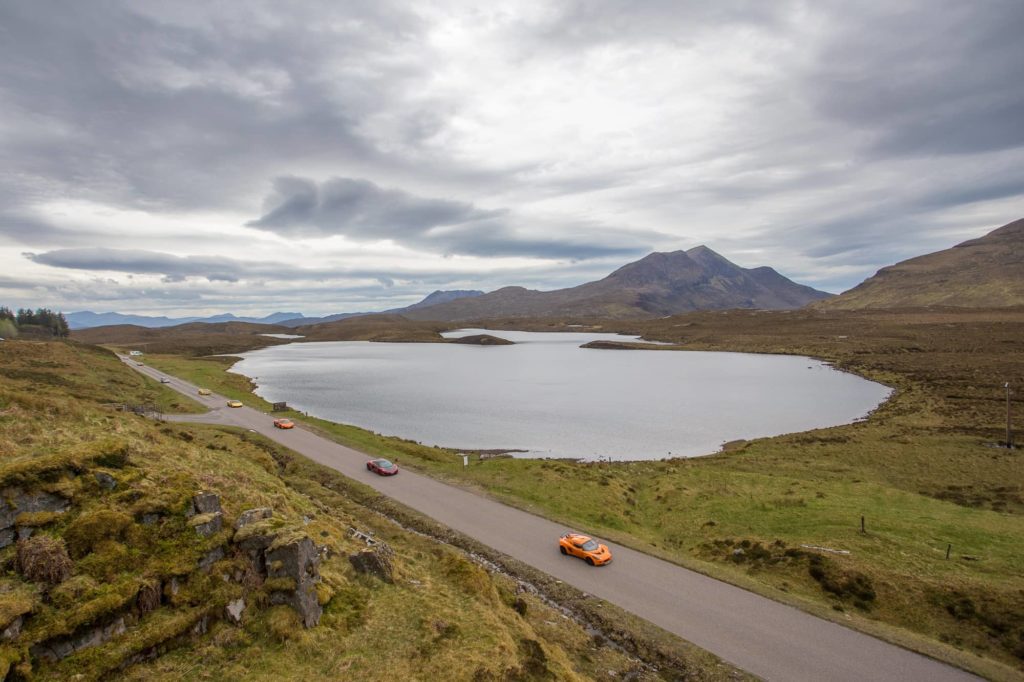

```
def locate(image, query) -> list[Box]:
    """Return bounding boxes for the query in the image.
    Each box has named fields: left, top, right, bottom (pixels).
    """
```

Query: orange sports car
left=273, top=418, right=294, bottom=429
left=558, top=532, right=612, bottom=566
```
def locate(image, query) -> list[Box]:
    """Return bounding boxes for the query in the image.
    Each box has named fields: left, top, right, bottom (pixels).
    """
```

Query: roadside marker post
left=462, top=454, right=469, bottom=468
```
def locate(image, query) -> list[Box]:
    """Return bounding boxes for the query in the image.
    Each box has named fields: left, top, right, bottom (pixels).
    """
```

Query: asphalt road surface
left=127, top=357, right=980, bottom=682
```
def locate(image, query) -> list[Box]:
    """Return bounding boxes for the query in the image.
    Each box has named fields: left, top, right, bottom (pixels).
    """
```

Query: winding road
left=126, top=356, right=980, bottom=682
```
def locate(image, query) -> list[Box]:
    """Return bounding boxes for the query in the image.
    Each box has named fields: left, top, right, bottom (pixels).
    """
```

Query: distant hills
left=280, top=289, right=484, bottom=327
left=66, top=290, right=484, bottom=330
left=66, top=310, right=305, bottom=330
left=403, top=246, right=832, bottom=321
left=821, top=217, right=1024, bottom=309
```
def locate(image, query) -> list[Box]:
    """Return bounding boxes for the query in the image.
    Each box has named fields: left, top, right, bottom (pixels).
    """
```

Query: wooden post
left=946, top=543, right=951, bottom=560
left=860, top=515, right=865, bottom=534
left=1007, top=382, right=1013, bottom=449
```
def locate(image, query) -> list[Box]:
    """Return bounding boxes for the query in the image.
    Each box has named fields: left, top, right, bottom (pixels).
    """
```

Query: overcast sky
left=2, top=1, right=1022, bottom=316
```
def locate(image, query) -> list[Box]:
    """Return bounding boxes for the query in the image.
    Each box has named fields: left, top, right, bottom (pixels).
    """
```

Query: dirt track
left=127, top=357, right=979, bottom=682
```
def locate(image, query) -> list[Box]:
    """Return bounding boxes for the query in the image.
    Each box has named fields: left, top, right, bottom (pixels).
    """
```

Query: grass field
left=140, top=308, right=1024, bottom=679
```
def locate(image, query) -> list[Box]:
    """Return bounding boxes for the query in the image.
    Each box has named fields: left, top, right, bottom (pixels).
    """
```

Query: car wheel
left=559, top=546, right=568, bottom=555
left=585, top=557, right=595, bottom=566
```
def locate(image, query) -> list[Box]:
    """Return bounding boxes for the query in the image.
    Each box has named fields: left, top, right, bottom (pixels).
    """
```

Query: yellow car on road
left=197, top=388, right=212, bottom=396
left=227, top=400, right=243, bottom=408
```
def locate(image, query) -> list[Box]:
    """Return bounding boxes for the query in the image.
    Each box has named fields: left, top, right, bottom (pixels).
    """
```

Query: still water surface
left=230, top=329, right=891, bottom=461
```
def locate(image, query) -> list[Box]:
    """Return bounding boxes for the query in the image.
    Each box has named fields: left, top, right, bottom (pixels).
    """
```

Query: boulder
left=191, top=491, right=221, bottom=515
left=265, top=536, right=322, bottom=627
left=235, top=507, right=273, bottom=530
left=348, top=543, right=395, bottom=584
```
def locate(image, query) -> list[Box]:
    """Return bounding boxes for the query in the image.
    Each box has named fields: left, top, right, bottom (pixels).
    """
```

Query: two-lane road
left=126, top=357, right=979, bottom=681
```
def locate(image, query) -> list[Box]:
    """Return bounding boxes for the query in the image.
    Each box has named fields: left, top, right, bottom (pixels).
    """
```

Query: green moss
left=0, top=451, right=84, bottom=489
left=23, top=576, right=139, bottom=642
left=65, top=509, right=134, bottom=558
left=0, top=579, right=37, bottom=629
left=262, top=577, right=297, bottom=593
left=59, top=607, right=205, bottom=680
left=15, top=511, right=62, bottom=527
left=187, top=512, right=219, bottom=528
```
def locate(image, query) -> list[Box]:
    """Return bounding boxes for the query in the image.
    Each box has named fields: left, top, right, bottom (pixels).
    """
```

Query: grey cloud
left=804, top=1, right=1024, bottom=157
left=248, top=176, right=648, bottom=260
left=248, top=176, right=497, bottom=239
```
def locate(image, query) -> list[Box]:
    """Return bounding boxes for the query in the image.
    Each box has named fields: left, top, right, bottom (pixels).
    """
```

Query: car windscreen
left=580, top=540, right=599, bottom=551
left=376, top=459, right=394, bottom=469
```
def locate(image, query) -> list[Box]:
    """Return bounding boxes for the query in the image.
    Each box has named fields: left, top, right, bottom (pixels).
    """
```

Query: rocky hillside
left=403, top=246, right=831, bottom=321
left=0, top=340, right=725, bottom=681
left=821, top=217, right=1024, bottom=309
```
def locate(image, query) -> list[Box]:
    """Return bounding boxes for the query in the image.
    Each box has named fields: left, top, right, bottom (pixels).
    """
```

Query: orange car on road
left=273, top=418, right=294, bottom=429
left=558, top=533, right=612, bottom=566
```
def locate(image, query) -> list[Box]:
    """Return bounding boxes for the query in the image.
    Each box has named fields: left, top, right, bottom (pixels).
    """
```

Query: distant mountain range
left=66, top=291, right=485, bottom=330
left=403, top=246, right=832, bottom=321
left=67, top=248, right=831, bottom=328
left=278, top=289, right=485, bottom=327
left=820, top=217, right=1024, bottom=309
left=65, top=310, right=306, bottom=330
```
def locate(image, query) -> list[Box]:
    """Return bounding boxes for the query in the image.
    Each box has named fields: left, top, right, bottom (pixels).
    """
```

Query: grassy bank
left=141, top=308, right=1024, bottom=679
left=0, top=339, right=743, bottom=680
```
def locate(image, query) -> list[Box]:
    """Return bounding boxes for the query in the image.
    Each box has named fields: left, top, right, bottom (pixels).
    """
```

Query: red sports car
left=273, top=418, right=294, bottom=429
left=366, top=458, right=399, bottom=476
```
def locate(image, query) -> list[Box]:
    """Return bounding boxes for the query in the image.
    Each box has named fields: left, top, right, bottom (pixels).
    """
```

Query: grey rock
left=198, top=545, right=226, bottom=572
left=94, top=471, right=117, bottom=490
left=192, top=615, right=209, bottom=635
left=1, top=489, right=71, bottom=546
left=16, top=527, right=34, bottom=541
left=225, top=598, right=245, bottom=624
left=235, top=507, right=273, bottom=530
left=191, top=491, right=221, bottom=515
left=191, top=512, right=223, bottom=538
left=140, top=513, right=162, bottom=525
left=265, top=536, right=322, bottom=627
left=31, top=617, right=126, bottom=662
left=237, top=530, right=277, bottom=553
left=1, top=616, right=22, bottom=642
left=349, top=544, right=395, bottom=584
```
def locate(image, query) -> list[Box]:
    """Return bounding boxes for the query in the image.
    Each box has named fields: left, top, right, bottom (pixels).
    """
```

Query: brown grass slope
left=822, top=217, right=1024, bottom=309
left=405, top=246, right=832, bottom=321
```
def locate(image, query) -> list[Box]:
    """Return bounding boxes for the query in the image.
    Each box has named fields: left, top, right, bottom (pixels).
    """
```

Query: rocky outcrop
left=266, top=536, right=322, bottom=627
left=235, top=507, right=272, bottom=529
left=30, top=617, right=126, bottom=662
left=1, top=488, right=71, bottom=549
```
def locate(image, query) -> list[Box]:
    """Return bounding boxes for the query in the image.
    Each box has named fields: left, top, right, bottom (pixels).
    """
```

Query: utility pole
left=1007, top=382, right=1014, bottom=449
